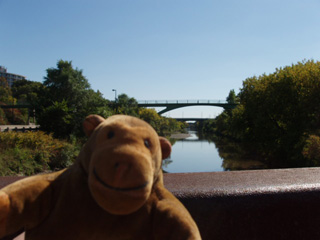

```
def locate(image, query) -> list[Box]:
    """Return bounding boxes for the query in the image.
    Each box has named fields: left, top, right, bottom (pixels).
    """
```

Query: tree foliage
left=139, top=108, right=187, bottom=136
left=0, top=77, right=15, bottom=104
left=0, top=77, right=27, bottom=124
left=38, top=60, right=108, bottom=138
left=37, top=100, right=73, bottom=139
left=12, top=79, right=44, bottom=106
left=43, top=60, right=91, bottom=108
left=113, top=94, right=139, bottom=116
left=1, top=60, right=186, bottom=139
left=226, top=89, right=239, bottom=104
left=213, top=60, right=320, bottom=168
left=302, top=135, right=320, bottom=166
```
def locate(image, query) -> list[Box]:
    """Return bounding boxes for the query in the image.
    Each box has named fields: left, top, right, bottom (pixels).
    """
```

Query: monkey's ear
left=83, top=115, right=105, bottom=137
left=159, top=137, right=172, bottom=160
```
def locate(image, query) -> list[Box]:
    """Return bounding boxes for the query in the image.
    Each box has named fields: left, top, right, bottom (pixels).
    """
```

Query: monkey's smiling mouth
left=93, top=168, right=149, bottom=192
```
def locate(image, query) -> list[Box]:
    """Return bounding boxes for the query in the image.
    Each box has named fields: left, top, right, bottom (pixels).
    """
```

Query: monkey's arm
left=0, top=172, right=62, bottom=238
left=152, top=188, right=201, bottom=240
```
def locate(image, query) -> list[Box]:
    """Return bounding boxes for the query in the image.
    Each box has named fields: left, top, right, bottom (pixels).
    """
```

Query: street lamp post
left=112, top=89, right=117, bottom=102
left=112, top=89, right=118, bottom=114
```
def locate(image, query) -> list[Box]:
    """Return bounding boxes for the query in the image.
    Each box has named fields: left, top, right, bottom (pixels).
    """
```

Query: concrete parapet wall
left=2, top=168, right=320, bottom=239
left=164, top=168, right=320, bottom=240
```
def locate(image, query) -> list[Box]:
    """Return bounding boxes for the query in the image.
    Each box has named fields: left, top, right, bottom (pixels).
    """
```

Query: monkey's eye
left=107, top=131, right=115, bottom=139
left=144, top=139, right=151, bottom=149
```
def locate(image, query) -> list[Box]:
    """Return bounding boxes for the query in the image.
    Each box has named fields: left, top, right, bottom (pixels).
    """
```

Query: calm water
left=163, top=131, right=224, bottom=173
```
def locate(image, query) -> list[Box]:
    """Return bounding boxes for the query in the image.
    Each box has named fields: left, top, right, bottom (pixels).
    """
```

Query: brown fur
left=0, top=115, right=201, bottom=239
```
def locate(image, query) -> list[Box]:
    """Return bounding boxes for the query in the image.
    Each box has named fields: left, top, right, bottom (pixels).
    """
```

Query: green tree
left=0, top=77, right=27, bottom=124
left=226, top=89, right=239, bottom=104
left=43, top=60, right=91, bottom=108
left=36, top=100, right=73, bottom=139
left=0, top=77, right=15, bottom=104
left=303, top=135, right=320, bottom=166
left=38, top=60, right=109, bottom=138
left=11, top=79, right=44, bottom=107
left=200, top=89, right=239, bottom=135
left=215, top=60, right=320, bottom=168
left=113, top=94, right=139, bottom=116
left=138, top=108, right=186, bottom=136
left=0, top=108, right=8, bottom=124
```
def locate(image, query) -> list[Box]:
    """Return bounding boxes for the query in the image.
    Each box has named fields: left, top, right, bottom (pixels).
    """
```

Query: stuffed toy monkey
left=0, top=115, right=201, bottom=239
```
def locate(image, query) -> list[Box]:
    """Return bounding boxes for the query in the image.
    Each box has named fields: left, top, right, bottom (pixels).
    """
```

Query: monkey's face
left=82, top=115, right=171, bottom=215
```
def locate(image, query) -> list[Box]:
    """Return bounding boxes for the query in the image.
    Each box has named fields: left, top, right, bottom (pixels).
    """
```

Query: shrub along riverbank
left=0, top=113, right=186, bottom=176
left=0, top=131, right=80, bottom=176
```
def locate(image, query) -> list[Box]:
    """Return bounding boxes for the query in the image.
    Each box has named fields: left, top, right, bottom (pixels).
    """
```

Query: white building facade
left=0, top=66, right=26, bottom=87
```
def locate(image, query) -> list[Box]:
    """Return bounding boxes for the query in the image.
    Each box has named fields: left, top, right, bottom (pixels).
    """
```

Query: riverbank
left=0, top=131, right=78, bottom=176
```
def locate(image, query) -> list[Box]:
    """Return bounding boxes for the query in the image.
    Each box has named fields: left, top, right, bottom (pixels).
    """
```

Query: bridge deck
left=137, top=100, right=237, bottom=114
left=137, top=100, right=228, bottom=104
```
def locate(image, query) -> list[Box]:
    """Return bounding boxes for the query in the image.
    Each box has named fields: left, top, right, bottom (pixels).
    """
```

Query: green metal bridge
left=137, top=100, right=238, bottom=115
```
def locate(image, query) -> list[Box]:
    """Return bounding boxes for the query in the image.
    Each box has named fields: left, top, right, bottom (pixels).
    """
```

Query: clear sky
left=1, top=0, right=320, bottom=118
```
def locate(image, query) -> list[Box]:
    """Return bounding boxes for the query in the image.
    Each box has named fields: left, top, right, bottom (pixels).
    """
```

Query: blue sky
left=1, top=0, right=320, bottom=118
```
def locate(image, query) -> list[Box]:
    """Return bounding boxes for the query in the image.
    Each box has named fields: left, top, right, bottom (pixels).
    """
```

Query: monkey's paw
left=0, top=191, right=10, bottom=237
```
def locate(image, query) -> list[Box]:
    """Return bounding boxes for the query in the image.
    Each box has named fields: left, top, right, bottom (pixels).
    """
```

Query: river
left=163, top=131, right=266, bottom=173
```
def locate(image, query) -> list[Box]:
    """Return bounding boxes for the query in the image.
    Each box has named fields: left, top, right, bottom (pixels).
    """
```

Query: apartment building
left=0, top=66, right=26, bottom=87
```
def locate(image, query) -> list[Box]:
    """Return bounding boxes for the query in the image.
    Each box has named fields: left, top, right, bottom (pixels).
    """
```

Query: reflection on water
left=212, top=134, right=267, bottom=171
left=163, top=131, right=266, bottom=173
left=164, top=131, right=224, bottom=173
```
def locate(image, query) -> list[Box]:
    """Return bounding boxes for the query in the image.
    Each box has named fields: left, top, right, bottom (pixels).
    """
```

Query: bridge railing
left=137, top=100, right=228, bottom=104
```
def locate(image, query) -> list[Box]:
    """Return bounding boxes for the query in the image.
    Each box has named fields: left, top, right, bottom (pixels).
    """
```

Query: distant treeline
left=199, top=60, right=320, bottom=169
left=0, top=60, right=186, bottom=139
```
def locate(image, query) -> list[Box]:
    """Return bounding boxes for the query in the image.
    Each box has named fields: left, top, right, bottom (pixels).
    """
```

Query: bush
left=0, top=108, right=8, bottom=125
left=303, top=135, right=320, bottom=166
left=0, top=131, right=79, bottom=176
